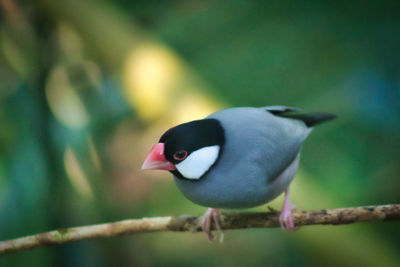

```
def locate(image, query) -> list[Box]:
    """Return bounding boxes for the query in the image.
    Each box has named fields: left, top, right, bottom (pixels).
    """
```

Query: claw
left=279, top=187, right=299, bottom=231
left=201, top=208, right=224, bottom=242
left=279, top=208, right=295, bottom=230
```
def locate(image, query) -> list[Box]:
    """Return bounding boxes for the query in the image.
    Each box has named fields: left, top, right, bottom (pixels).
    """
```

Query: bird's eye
left=173, top=150, right=188, bottom=161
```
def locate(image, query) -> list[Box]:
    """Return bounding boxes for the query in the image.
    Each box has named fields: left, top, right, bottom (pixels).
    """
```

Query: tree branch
left=1, top=204, right=399, bottom=255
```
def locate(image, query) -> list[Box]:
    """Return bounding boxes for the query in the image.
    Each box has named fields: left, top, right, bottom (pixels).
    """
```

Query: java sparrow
left=142, top=106, right=335, bottom=240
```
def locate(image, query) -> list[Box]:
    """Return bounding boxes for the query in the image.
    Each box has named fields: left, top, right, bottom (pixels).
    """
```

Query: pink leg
left=201, top=208, right=223, bottom=242
left=279, top=187, right=297, bottom=231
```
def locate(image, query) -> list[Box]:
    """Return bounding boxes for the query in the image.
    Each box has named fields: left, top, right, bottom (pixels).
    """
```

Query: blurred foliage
left=0, top=0, right=399, bottom=266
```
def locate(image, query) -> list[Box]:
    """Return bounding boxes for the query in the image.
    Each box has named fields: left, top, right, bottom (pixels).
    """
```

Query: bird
left=142, top=106, right=336, bottom=240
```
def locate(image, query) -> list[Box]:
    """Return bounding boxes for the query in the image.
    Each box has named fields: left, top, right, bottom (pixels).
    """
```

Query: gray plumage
left=174, top=106, right=316, bottom=209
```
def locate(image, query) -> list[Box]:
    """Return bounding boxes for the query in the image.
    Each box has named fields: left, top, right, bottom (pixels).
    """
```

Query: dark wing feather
left=264, top=106, right=336, bottom=127
left=277, top=112, right=336, bottom=127
left=264, top=106, right=300, bottom=114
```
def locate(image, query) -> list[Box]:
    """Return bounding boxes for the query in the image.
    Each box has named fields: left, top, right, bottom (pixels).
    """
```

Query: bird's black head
left=160, top=119, right=224, bottom=162
left=142, top=118, right=225, bottom=180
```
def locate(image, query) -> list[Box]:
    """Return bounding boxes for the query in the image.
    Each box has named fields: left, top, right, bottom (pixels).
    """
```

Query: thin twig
left=1, top=204, right=399, bottom=255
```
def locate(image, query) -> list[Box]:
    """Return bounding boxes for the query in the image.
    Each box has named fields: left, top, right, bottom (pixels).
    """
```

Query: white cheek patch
left=175, top=145, right=220, bottom=180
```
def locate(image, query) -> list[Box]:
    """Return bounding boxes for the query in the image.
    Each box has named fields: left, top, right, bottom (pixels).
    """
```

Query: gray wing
left=207, top=107, right=311, bottom=183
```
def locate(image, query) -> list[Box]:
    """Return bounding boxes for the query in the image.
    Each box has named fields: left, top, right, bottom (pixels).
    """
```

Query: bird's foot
left=279, top=204, right=298, bottom=231
left=279, top=188, right=298, bottom=231
left=201, top=208, right=224, bottom=242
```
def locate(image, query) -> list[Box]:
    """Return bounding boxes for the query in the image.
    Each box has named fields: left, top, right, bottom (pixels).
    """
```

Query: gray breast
left=173, top=107, right=310, bottom=209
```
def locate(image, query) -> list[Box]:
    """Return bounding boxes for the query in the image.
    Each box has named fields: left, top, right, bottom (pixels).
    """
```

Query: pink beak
left=142, top=143, right=176, bottom=171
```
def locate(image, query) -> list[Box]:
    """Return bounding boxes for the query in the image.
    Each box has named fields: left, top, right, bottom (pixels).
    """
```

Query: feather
left=275, top=112, right=337, bottom=127
left=264, top=106, right=300, bottom=114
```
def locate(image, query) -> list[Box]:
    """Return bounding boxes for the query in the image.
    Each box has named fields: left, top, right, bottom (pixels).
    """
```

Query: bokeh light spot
left=123, top=43, right=183, bottom=120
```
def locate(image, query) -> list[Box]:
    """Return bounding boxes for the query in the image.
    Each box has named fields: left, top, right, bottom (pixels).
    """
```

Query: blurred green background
left=1, top=0, right=399, bottom=266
